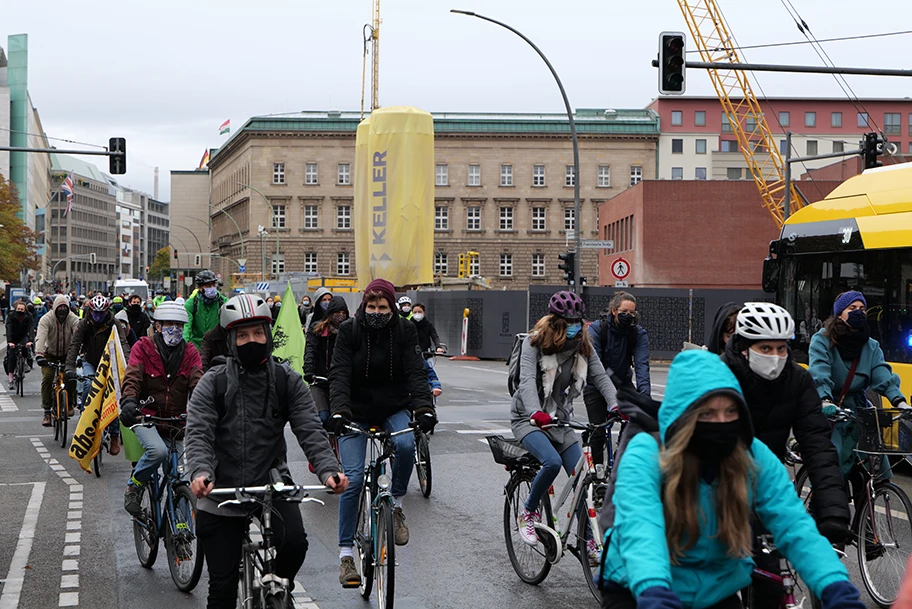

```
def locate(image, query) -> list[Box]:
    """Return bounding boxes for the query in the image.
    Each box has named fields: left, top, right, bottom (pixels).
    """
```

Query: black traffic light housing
left=173, top=249, right=179, bottom=260
left=658, top=32, right=686, bottom=95
left=862, top=132, right=885, bottom=170
left=109, top=137, right=127, bottom=174
left=558, top=252, right=576, bottom=286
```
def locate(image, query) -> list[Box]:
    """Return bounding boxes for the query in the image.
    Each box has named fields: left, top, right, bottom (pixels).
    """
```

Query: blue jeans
left=337, top=409, right=415, bottom=547
left=131, top=425, right=180, bottom=486
left=521, top=431, right=582, bottom=512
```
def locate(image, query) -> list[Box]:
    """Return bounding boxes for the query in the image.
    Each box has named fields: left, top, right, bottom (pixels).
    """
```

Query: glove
left=65, top=370, right=78, bottom=383
left=330, top=410, right=352, bottom=436
left=303, top=373, right=315, bottom=385
left=414, top=407, right=437, bottom=433
left=820, top=580, right=865, bottom=609
left=636, top=587, right=683, bottom=609
left=892, top=399, right=912, bottom=411
left=119, top=397, right=141, bottom=428
left=530, top=411, right=556, bottom=429
left=35, top=355, right=47, bottom=368
left=821, top=400, right=837, bottom=417
left=817, top=518, right=849, bottom=548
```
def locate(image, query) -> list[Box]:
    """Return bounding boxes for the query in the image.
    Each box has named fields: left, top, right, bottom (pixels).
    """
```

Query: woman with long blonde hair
left=600, top=350, right=864, bottom=609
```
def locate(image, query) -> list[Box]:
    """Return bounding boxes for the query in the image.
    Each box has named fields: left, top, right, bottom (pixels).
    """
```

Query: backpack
left=212, top=357, right=290, bottom=421
left=506, top=333, right=529, bottom=396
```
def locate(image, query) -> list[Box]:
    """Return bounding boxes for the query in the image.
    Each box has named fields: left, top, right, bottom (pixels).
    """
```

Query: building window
left=671, top=139, right=684, bottom=154
left=337, top=253, right=351, bottom=275
left=337, top=163, right=351, bottom=185
left=721, top=140, right=738, bottom=153
left=833, top=140, right=845, bottom=153
left=466, top=206, right=481, bottom=230
left=909, top=141, right=912, bottom=155
left=469, top=256, right=480, bottom=276
left=336, top=205, right=351, bottom=229
left=468, top=164, right=481, bottom=186
left=499, top=253, right=513, bottom=277
left=671, top=167, right=684, bottom=180
left=805, top=112, right=816, bottom=128
left=806, top=140, right=818, bottom=156
left=629, top=166, right=643, bottom=186
left=500, top=164, right=513, bottom=186
left=780, top=139, right=788, bottom=155
left=857, top=112, right=869, bottom=128
left=564, top=207, right=576, bottom=231
left=533, top=164, right=545, bottom=187
left=695, top=139, right=707, bottom=154
left=722, top=112, right=734, bottom=132
left=745, top=116, right=758, bottom=132
left=695, top=167, right=707, bottom=180
left=434, top=205, right=449, bottom=230
left=304, top=205, right=319, bottom=229
left=727, top=167, right=742, bottom=180
left=305, top=163, right=318, bottom=185
left=304, top=252, right=317, bottom=274
left=694, top=110, right=706, bottom=127
left=531, top=253, right=545, bottom=277
left=597, top=165, right=611, bottom=187
left=435, top=164, right=448, bottom=186
left=272, top=163, right=285, bottom=184
left=272, top=204, right=286, bottom=229
left=434, top=252, right=448, bottom=275
left=885, top=113, right=901, bottom=134
left=564, top=165, right=576, bottom=187
left=779, top=111, right=790, bottom=127
left=271, top=255, right=285, bottom=275
left=831, top=112, right=842, bottom=128
left=499, top=206, right=514, bottom=230
left=909, top=115, right=912, bottom=135
left=671, top=110, right=683, bottom=126
left=531, top=206, right=546, bottom=231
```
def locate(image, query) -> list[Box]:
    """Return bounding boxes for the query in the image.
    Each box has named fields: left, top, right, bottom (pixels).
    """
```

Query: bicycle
left=11, top=343, right=28, bottom=397
left=344, top=423, right=416, bottom=609
left=742, top=534, right=843, bottom=609
left=487, top=413, right=620, bottom=602
left=794, top=405, right=912, bottom=607
left=129, top=409, right=205, bottom=593
left=44, top=361, right=73, bottom=448
left=208, top=469, right=333, bottom=609
left=414, top=349, right=446, bottom=498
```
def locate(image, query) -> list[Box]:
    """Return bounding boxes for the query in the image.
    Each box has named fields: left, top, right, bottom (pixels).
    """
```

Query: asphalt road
left=0, top=357, right=906, bottom=609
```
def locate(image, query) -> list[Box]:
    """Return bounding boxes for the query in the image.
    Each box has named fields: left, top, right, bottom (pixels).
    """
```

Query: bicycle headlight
left=377, top=474, right=392, bottom=490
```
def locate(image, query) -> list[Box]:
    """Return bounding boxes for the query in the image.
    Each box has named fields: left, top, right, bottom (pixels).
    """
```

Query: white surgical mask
left=747, top=349, right=787, bottom=381
left=411, top=313, right=425, bottom=322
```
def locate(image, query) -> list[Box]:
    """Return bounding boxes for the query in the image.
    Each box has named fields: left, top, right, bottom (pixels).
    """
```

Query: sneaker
left=124, top=484, right=144, bottom=516
left=586, top=539, right=601, bottom=567
left=518, top=507, right=541, bottom=546
left=339, top=556, right=361, bottom=588
left=393, top=507, right=409, bottom=546
left=7, top=381, right=13, bottom=390
left=41, top=413, right=52, bottom=427
left=108, top=435, right=121, bottom=456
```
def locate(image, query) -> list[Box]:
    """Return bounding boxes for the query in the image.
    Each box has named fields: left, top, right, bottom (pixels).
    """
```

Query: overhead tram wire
left=689, top=29, right=912, bottom=54
left=0, top=127, right=109, bottom=150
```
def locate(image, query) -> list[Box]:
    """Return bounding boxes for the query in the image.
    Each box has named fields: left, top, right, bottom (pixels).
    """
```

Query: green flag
left=272, top=282, right=306, bottom=377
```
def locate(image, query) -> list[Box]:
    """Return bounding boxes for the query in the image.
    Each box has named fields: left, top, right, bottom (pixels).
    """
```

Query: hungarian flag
left=199, top=149, right=210, bottom=169
left=272, top=282, right=306, bottom=378
left=219, top=119, right=230, bottom=135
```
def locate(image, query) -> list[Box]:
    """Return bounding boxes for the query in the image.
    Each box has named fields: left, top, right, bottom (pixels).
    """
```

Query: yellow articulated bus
left=764, top=163, right=912, bottom=400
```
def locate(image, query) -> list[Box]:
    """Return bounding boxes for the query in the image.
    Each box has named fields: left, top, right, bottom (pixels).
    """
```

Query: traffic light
left=109, top=137, right=127, bottom=174
left=173, top=249, right=179, bottom=260
left=658, top=32, right=686, bottom=95
left=862, top=132, right=885, bottom=169
left=194, top=254, right=202, bottom=267
left=558, top=252, right=576, bottom=286
left=90, top=252, right=96, bottom=264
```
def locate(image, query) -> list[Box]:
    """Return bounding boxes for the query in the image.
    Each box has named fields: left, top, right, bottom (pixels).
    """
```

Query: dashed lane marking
left=462, top=365, right=509, bottom=375
left=0, top=481, right=46, bottom=609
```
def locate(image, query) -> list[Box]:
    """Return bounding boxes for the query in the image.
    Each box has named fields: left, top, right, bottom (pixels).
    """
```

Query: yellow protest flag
left=68, top=327, right=127, bottom=473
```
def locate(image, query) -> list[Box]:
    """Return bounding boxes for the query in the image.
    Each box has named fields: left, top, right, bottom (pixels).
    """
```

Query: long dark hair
left=529, top=314, right=593, bottom=358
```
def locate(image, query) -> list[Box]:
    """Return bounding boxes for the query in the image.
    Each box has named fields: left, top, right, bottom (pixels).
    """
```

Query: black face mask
left=687, top=420, right=742, bottom=462
left=55, top=308, right=68, bottom=322
left=616, top=312, right=636, bottom=330
left=16, top=311, right=25, bottom=319
left=237, top=340, right=270, bottom=370
left=129, top=303, right=142, bottom=313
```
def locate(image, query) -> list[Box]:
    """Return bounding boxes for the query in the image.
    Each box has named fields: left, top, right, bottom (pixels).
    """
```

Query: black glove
left=65, top=369, right=78, bottom=382
left=303, top=373, right=315, bottom=385
left=119, top=397, right=141, bottom=428
left=35, top=355, right=47, bottom=368
left=818, top=518, right=849, bottom=548
left=414, top=407, right=437, bottom=433
left=330, top=410, right=352, bottom=436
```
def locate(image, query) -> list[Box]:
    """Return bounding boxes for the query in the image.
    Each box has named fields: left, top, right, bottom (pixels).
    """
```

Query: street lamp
left=451, top=9, right=582, bottom=292
left=239, top=182, right=280, bottom=279
left=209, top=206, right=247, bottom=271
left=257, top=225, right=269, bottom=280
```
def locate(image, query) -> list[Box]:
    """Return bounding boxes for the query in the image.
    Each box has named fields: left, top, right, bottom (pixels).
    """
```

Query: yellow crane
left=361, top=0, right=381, bottom=119
left=677, top=0, right=803, bottom=228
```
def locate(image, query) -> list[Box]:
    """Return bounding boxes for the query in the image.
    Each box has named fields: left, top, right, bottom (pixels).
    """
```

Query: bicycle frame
left=751, top=561, right=799, bottom=609
left=135, top=436, right=188, bottom=543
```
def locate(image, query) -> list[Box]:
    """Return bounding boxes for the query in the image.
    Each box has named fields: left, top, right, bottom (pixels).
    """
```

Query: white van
left=114, top=279, right=149, bottom=299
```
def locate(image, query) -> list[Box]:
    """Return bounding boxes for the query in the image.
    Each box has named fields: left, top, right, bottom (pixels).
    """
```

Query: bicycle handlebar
left=343, top=423, right=416, bottom=439
left=544, top=412, right=623, bottom=431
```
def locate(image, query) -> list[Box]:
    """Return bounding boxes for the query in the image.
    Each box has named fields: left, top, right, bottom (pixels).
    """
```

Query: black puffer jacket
left=329, top=308, right=432, bottom=425
left=413, top=316, right=440, bottom=352
left=721, top=340, right=849, bottom=531
left=304, top=296, right=348, bottom=380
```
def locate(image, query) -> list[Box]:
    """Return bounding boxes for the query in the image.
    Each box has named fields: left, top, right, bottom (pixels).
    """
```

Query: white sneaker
left=518, top=508, right=541, bottom=545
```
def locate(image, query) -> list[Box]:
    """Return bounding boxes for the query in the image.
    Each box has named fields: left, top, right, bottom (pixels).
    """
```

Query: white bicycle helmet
left=89, top=294, right=110, bottom=312
left=397, top=296, right=412, bottom=307
left=735, top=302, right=795, bottom=340
left=220, top=294, right=272, bottom=330
left=153, top=301, right=189, bottom=324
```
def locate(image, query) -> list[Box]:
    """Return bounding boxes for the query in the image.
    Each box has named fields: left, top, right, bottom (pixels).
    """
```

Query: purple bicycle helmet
left=548, top=290, right=584, bottom=319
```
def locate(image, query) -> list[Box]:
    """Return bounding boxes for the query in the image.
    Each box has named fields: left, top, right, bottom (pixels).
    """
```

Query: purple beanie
left=363, top=278, right=397, bottom=309
left=833, top=291, right=866, bottom=316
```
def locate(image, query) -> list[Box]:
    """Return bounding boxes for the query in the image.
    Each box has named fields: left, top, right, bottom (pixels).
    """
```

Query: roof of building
left=649, top=95, right=912, bottom=105
left=50, top=153, right=108, bottom=183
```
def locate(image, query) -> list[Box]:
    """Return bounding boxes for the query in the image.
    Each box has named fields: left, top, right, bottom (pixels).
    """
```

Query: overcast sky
left=5, top=0, right=912, bottom=200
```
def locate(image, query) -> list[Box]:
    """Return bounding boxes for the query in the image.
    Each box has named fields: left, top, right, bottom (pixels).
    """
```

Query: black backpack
left=211, top=357, right=290, bottom=421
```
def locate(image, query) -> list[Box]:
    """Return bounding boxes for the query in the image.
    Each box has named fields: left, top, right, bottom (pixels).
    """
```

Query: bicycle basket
left=486, top=435, right=536, bottom=467
left=855, top=408, right=912, bottom=454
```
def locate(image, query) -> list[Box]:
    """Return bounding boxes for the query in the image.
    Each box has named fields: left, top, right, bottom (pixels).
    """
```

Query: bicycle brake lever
left=217, top=499, right=246, bottom=508
left=297, top=497, right=325, bottom=506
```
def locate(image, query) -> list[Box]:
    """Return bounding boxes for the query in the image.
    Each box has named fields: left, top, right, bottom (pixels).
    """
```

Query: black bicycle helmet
left=195, top=270, right=218, bottom=286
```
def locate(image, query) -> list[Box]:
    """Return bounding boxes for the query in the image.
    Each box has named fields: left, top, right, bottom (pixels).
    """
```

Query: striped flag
left=219, top=119, right=230, bottom=136
left=199, top=149, right=210, bottom=169
left=61, top=171, right=75, bottom=217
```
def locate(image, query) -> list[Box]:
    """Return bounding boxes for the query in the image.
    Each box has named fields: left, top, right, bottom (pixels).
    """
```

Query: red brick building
left=597, top=180, right=842, bottom=289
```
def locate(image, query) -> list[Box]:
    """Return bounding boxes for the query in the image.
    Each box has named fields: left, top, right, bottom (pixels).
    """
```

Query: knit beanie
left=363, top=278, right=397, bottom=309
left=832, top=291, right=866, bottom=317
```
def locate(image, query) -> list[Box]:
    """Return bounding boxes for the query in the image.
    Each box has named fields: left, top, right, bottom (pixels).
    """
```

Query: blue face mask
left=566, top=322, right=582, bottom=339
left=203, top=287, right=218, bottom=300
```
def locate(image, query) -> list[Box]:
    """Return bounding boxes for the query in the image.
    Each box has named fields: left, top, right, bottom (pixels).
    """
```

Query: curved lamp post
left=238, top=182, right=280, bottom=278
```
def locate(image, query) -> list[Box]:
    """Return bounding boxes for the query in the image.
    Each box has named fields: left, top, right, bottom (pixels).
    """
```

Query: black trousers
left=601, top=585, right=742, bottom=609
left=197, top=501, right=309, bottom=609
left=583, top=385, right=609, bottom=465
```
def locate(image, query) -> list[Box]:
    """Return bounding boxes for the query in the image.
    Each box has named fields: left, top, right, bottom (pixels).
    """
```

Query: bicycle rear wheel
left=355, top=484, right=374, bottom=598
left=16, top=360, right=23, bottom=397
left=375, top=499, right=395, bottom=609
left=165, top=485, right=204, bottom=592
left=53, top=395, right=62, bottom=443
left=93, top=437, right=103, bottom=478
left=503, top=469, right=553, bottom=585
left=133, top=483, right=159, bottom=568
left=857, top=481, right=912, bottom=607
left=415, top=430, right=432, bottom=498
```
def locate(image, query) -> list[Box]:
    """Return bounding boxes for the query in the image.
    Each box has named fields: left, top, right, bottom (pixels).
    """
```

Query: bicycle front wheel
left=857, top=481, right=912, bottom=607
left=415, top=430, right=432, bottom=498
left=355, top=484, right=374, bottom=599
left=503, top=469, right=553, bottom=585
left=575, top=488, right=603, bottom=602
left=375, top=500, right=395, bottom=609
left=165, top=485, right=204, bottom=592
left=793, top=465, right=813, bottom=511
left=93, top=440, right=103, bottom=478
left=133, top=483, right=159, bottom=568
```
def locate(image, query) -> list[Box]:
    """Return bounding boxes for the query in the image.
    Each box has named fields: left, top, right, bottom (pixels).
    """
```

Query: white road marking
left=292, top=579, right=321, bottom=608
left=456, top=428, right=512, bottom=435
left=0, top=394, right=18, bottom=412
left=58, top=592, right=78, bottom=607
left=0, top=481, right=46, bottom=609
left=462, top=365, right=509, bottom=375
left=61, top=560, right=78, bottom=571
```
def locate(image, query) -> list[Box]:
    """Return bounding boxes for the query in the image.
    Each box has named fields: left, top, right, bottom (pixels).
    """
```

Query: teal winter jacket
left=601, top=350, right=849, bottom=609
left=807, top=329, right=903, bottom=407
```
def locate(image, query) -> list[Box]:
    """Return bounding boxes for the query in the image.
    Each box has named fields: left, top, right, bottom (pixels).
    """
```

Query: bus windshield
left=780, top=249, right=912, bottom=364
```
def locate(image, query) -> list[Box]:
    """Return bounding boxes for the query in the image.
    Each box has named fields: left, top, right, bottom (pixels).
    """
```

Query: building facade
left=169, top=169, right=212, bottom=276
left=649, top=96, right=912, bottom=182
left=206, top=109, right=660, bottom=288
left=144, top=197, right=170, bottom=271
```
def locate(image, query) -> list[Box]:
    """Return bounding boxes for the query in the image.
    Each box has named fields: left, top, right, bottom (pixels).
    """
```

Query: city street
left=0, top=357, right=904, bottom=608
